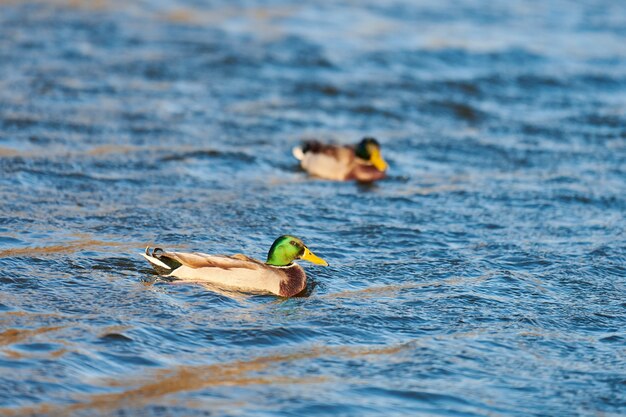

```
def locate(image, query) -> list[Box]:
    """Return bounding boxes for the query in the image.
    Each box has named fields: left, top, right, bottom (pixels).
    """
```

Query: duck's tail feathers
left=142, top=246, right=180, bottom=275
left=292, top=146, right=305, bottom=161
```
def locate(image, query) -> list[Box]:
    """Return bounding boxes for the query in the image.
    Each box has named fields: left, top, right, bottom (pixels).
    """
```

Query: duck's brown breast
left=278, top=264, right=307, bottom=297
left=347, top=163, right=387, bottom=182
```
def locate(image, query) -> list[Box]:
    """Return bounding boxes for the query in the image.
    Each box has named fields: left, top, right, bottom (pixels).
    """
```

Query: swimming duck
left=141, top=235, right=328, bottom=297
left=292, top=137, right=388, bottom=182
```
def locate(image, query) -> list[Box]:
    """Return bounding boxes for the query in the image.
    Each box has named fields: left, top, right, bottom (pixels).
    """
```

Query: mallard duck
left=292, top=137, right=388, bottom=182
left=141, top=235, right=328, bottom=297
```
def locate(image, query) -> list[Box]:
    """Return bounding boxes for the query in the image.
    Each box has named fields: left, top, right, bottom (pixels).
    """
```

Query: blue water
left=0, top=1, right=625, bottom=415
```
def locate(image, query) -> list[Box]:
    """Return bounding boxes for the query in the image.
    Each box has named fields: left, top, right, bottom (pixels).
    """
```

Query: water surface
left=0, top=0, right=625, bottom=415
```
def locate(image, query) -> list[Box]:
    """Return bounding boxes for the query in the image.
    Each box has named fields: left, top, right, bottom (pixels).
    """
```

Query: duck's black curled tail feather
left=142, top=246, right=183, bottom=275
left=301, top=140, right=324, bottom=154
left=292, top=140, right=329, bottom=161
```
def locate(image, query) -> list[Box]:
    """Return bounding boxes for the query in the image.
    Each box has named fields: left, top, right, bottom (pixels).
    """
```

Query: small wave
left=0, top=239, right=136, bottom=259
left=0, top=326, right=63, bottom=347
left=160, top=149, right=255, bottom=163
left=1, top=343, right=410, bottom=416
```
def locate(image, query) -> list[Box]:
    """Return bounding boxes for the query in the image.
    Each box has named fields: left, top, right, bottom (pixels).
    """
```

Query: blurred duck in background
left=293, top=137, right=388, bottom=182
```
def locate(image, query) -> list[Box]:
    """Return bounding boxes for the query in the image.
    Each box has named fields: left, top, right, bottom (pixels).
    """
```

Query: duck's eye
left=290, top=241, right=299, bottom=247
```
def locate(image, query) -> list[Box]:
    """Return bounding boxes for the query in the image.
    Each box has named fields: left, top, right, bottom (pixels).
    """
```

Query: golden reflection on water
left=0, top=147, right=19, bottom=157
left=322, top=273, right=495, bottom=300
left=0, top=326, right=64, bottom=346
left=2, top=347, right=68, bottom=360
left=0, top=239, right=136, bottom=258
left=162, top=5, right=298, bottom=25
left=0, top=311, right=67, bottom=320
left=0, top=343, right=410, bottom=417
left=0, top=0, right=122, bottom=11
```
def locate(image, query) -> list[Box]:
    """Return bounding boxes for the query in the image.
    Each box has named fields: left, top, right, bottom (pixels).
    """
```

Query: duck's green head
left=266, top=235, right=329, bottom=267
left=355, top=137, right=388, bottom=171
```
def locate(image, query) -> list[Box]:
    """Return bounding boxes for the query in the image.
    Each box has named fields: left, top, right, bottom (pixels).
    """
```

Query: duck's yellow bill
left=301, top=247, right=329, bottom=266
left=370, top=148, right=388, bottom=171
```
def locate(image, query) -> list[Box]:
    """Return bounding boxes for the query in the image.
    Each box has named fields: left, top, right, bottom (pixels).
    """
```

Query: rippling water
left=1, top=1, right=625, bottom=415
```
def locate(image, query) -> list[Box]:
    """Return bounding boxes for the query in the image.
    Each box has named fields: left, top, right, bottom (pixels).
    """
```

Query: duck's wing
left=295, top=141, right=356, bottom=180
left=298, top=140, right=350, bottom=156
left=164, top=251, right=263, bottom=271
left=142, top=247, right=262, bottom=271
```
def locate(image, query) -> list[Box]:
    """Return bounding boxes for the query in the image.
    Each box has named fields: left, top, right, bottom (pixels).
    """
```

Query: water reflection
left=0, top=0, right=624, bottom=415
